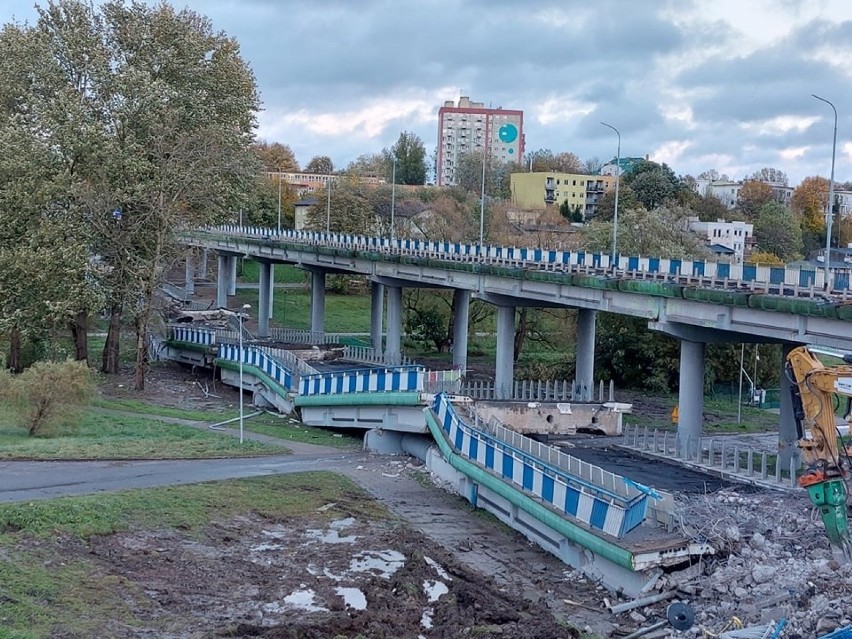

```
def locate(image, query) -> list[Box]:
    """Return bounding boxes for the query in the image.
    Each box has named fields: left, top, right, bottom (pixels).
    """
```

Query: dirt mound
left=84, top=513, right=579, bottom=639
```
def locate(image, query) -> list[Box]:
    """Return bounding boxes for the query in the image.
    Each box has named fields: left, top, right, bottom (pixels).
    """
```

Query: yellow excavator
left=787, top=345, right=852, bottom=557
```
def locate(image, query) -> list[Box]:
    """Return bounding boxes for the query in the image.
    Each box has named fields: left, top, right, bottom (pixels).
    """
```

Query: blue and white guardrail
left=431, top=393, right=656, bottom=538
left=169, top=325, right=216, bottom=345
left=300, top=366, right=425, bottom=396
left=210, top=224, right=852, bottom=292
left=216, top=343, right=293, bottom=391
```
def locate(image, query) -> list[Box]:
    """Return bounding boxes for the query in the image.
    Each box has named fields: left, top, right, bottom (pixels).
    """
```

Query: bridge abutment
left=495, top=305, right=516, bottom=399
left=453, top=289, right=471, bottom=374
left=575, top=309, right=596, bottom=401
left=370, top=281, right=385, bottom=351
left=677, top=339, right=705, bottom=454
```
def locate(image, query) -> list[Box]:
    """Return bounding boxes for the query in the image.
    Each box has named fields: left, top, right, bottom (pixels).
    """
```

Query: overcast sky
left=4, top=0, right=852, bottom=184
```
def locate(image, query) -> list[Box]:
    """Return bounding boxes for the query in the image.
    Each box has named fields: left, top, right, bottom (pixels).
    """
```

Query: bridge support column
left=310, top=269, right=326, bottom=342
left=495, top=305, right=515, bottom=400
left=228, top=256, right=237, bottom=297
left=370, top=281, right=385, bottom=351
left=385, top=285, right=403, bottom=365
left=268, top=264, right=275, bottom=320
left=257, top=262, right=271, bottom=338
left=677, top=339, right=705, bottom=456
left=778, top=343, right=801, bottom=471
left=198, top=249, right=208, bottom=279
left=575, top=309, right=596, bottom=401
left=452, top=289, right=470, bottom=374
left=184, top=253, right=194, bottom=296
left=216, top=254, right=229, bottom=308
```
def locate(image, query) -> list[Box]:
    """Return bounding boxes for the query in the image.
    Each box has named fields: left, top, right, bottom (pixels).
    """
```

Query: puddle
left=423, top=580, right=449, bottom=603
left=264, top=589, right=328, bottom=613
left=424, top=556, right=452, bottom=581
left=349, top=549, right=406, bottom=579
left=335, top=586, right=367, bottom=610
left=421, top=609, right=434, bottom=629
left=305, top=518, right=358, bottom=544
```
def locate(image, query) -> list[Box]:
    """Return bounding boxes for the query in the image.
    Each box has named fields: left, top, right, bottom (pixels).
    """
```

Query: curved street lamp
left=601, top=122, right=621, bottom=266
left=812, top=94, right=837, bottom=289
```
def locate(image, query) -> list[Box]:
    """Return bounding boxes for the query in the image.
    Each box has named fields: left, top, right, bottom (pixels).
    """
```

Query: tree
left=752, top=202, right=802, bottom=261
left=384, top=131, right=427, bottom=185
left=750, top=167, right=788, bottom=186
left=691, top=194, right=729, bottom=222
left=792, top=176, right=830, bottom=253
left=580, top=205, right=709, bottom=259
left=581, top=156, right=603, bottom=175
left=305, top=180, right=374, bottom=234
left=452, top=151, right=517, bottom=200
left=346, top=152, right=388, bottom=178
left=697, top=169, right=730, bottom=181
left=736, top=180, right=774, bottom=221
left=595, top=185, right=640, bottom=221
left=0, top=1, right=259, bottom=387
left=625, top=161, right=682, bottom=210
left=526, top=148, right=581, bottom=173
left=253, top=141, right=299, bottom=172
left=242, top=176, right=298, bottom=229
left=305, top=155, right=334, bottom=174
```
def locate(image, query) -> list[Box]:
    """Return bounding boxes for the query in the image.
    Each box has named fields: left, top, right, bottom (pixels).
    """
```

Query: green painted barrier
left=295, top=391, right=422, bottom=408
left=423, top=408, right=635, bottom=571
left=214, top=358, right=292, bottom=400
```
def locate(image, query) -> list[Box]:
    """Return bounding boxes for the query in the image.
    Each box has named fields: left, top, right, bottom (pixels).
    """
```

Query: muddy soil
left=79, top=513, right=579, bottom=639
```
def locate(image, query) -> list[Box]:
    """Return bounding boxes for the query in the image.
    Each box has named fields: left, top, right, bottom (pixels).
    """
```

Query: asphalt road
left=0, top=451, right=363, bottom=503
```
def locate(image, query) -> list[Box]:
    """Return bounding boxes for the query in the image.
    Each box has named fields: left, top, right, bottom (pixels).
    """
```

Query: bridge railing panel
left=217, top=343, right=294, bottom=391
left=299, top=366, right=425, bottom=396
left=431, top=394, right=660, bottom=538
left=168, top=325, right=216, bottom=345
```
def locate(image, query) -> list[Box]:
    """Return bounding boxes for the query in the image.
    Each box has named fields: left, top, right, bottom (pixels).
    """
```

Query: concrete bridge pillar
left=268, top=264, right=275, bottom=320
left=575, top=309, right=596, bottom=401
left=216, top=254, right=229, bottom=308
left=310, top=269, right=326, bottom=341
left=677, top=339, right=705, bottom=455
left=778, top=343, right=801, bottom=471
left=198, top=249, right=208, bottom=279
left=257, top=261, right=271, bottom=338
left=228, top=256, right=237, bottom=297
left=495, top=305, right=516, bottom=400
left=452, top=289, right=471, bottom=374
left=184, top=253, right=195, bottom=296
left=385, top=285, right=403, bottom=365
left=370, top=281, right=385, bottom=351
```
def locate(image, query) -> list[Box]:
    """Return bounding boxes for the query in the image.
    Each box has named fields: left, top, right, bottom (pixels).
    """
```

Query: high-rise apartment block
left=436, top=96, right=524, bottom=187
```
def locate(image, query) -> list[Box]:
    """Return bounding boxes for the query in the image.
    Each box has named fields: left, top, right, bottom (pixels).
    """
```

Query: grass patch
left=0, top=474, right=388, bottom=637
left=240, top=260, right=308, bottom=284
left=244, top=413, right=361, bottom=448
left=234, top=290, right=373, bottom=332
left=0, top=405, right=283, bottom=460
left=93, top=397, right=239, bottom=422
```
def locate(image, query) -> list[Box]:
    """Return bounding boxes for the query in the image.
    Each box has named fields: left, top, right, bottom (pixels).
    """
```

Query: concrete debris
left=655, top=487, right=852, bottom=637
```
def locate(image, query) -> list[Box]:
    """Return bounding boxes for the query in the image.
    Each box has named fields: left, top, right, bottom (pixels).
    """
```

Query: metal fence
left=459, top=378, right=614, bottom=403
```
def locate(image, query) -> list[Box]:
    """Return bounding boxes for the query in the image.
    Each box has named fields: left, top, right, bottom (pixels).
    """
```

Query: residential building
left=686, top=217, right=754, bottom=263
left=263, top=171, right=380, bottom=197
left=436, top=96, right=524, bottom=187
left=599, top=156, right=648, bottom=177
left=510, top=172, right=615, bottom=218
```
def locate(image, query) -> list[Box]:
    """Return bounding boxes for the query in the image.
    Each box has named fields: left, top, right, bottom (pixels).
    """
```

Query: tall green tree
left=384, top=131, right=427, bottom=185
left=0, top=0, right=259, bottom=387
left=625, top=161, right=683, bottom=210
left=254, top=141, right=299, bottom=172
left=305, top=155, right=334, bottom=174
left=753, top=202, right=802, bottom=261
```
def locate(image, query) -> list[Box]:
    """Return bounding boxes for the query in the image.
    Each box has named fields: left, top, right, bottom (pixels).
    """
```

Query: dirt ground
left=74, top=512, right=580, bottom=638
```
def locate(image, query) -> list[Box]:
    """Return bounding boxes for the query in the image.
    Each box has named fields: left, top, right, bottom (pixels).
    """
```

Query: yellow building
left=510, top=172, right=615, bottom=218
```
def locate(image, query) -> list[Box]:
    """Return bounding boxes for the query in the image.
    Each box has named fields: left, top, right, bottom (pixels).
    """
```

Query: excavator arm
left=786, top=346, right=852, bottom=555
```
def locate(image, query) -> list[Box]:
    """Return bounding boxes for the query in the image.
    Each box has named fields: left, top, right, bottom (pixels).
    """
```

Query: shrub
left=1, top=360, right=95, bottom=436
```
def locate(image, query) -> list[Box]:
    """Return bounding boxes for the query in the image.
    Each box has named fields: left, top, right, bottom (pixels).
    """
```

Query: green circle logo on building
left=498, top=123, right=518, bottom=143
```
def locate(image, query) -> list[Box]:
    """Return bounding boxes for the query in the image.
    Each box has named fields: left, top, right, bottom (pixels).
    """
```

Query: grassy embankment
left=0, top=474, right=387, bottom=638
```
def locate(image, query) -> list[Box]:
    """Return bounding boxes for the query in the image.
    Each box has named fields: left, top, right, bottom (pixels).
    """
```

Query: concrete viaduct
left=182, top=226, right=852, bottom=468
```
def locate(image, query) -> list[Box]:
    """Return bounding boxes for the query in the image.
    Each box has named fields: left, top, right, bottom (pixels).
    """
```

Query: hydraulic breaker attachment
left=805, top=478, right=852, bottom=558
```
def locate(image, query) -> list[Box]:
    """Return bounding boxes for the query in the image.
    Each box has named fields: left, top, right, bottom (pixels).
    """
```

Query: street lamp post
left=479, top=146, right=487, bottom=252
left=238, top=303, right=251, bottom=444
left=277, top=172, right=282, bottom=233
left=390, top=154, right=397, bottom=241
left=812, top=94, right=837, bottom=289
left=325, top=176, right=332, bottom=234
left=600, top=122, right=621, bottom=266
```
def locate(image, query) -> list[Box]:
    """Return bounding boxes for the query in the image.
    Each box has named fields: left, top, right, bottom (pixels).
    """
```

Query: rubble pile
left=645, top=488, right=852, bottom=636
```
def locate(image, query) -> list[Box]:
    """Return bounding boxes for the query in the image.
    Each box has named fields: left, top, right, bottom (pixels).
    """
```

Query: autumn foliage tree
left=792, top=176, right=830, bottom=254
left=736, top=180, right=774, bottom=221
